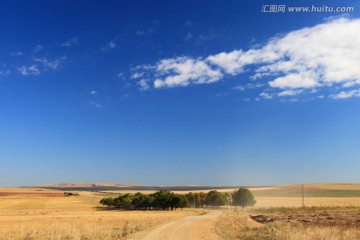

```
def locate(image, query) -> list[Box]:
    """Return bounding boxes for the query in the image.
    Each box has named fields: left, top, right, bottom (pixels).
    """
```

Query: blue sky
left=1, top=0, right=360, bottom=186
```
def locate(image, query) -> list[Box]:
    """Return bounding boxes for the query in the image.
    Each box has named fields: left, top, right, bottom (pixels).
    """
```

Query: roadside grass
left=216, top=206, right=360, bottom=240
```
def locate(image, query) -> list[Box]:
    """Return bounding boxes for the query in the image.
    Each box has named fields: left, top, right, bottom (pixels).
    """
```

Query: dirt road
left=137, top=210, right=222, bottom=240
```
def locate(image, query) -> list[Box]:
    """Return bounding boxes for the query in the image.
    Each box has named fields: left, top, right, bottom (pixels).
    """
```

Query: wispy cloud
left=107, top=41, right=117, bottom=49
left=260, top=92, right=273, bottom=100
left=131, top=17, right=360, bottom=99
left=17, top=65, right=40, bottom=76
left=34, top=44, right=44, bottom=52
left=34, top=57, right=61, bottom=70
left=90, top=90, right=98, bottom=96
left=117, top=72, right=125, bottom=80
left=153, top=57, right=223, bottom=88
left=185, top=20, right=192, bottom=27
left=10, top=51, right=23, bottom=56
left=331, top=89, right=360, bottom=99
left=137, top=79, right=150, bottom=91
left=278, top=89, right=303, bottom=97
left=135, top=29, right=154, bottom=36
left=16, top=55, right=65, bottom=76
left=89, top=100, right=103, bottom=108
left=233, top=83, right=264, bottom=91
left=131, top=72, right=144, bottom=79
left=61, top=37, right=79, bottom=47
left=101, top=38, right=119, bottom=51
left=0, top=70, right=10, bottom=76
left=185, top=32, right=193, bottom=40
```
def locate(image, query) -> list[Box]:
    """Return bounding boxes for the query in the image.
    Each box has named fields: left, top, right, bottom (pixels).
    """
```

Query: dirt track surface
left=137, top=210, right=222, bottom=240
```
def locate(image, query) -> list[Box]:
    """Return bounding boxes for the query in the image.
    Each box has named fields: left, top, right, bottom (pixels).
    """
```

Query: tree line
left=185, top=188, right=256, bottom=208
left=99, top=188, right=256, bottom=210
left=100, top=190, right=188, bottom=210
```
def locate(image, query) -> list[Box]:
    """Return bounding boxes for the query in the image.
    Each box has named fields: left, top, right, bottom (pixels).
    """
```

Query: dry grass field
left=252, top=183, right=360, bottom=208
left=216, top=207, right=360, bottom=240
left=215, top=183, right=360, bottom=240
left=0, top=188, right=205, bottom=240
left=1, top=183, right=360, bottom=239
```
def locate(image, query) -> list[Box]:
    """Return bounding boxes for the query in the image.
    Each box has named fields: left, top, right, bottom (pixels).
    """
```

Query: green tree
left=198, top=192, right=207, bottom=208
left=99, top=197, right=114, bottom=207
left=115, top=194, right=134, bottom=210
left=206, top=190, right=226, bottom=208
left=185, top=192, right=197, bottom=208
left=132, top=192, right=149, bottom=210
left=178, top=195, right=189, bottom=209
left=151, top=190, right=173, bottom=210
left=232, top=188, right=256, bottom=208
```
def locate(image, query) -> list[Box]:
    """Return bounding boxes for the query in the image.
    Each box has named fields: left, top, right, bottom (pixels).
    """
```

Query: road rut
left=137, top=210, right=222, bottom=240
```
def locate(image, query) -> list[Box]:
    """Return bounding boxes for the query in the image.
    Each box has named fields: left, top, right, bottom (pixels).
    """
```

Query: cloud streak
left=18, top=65, right=40, bottom=76
left=61, top=37, right=79, bottom=47
left=132, top=17, right=360, bottom=99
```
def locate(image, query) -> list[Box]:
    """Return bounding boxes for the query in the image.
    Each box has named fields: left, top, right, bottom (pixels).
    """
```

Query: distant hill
left=37, top=183, right=254, bottom=192
left=41, top=183, right=143, bottom=188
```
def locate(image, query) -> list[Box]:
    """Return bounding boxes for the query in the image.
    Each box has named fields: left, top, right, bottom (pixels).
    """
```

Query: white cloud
left=269, top=72, right=319, bottom=89
left=233, top=82, right=264, bottom=91
left=131, top=72, right=144, bottom=79
left=278, top=89, right=303, bottom=97
left=90, top=90, right=98, bottom=96
left=153, top=57, right=223, bottom=88
left=260, top=92, right=273, bottom=99
left=136, top=29, right=154, bottom=36
left=208, top=17, right=360, bottom=90
left=207, top=50, right=244, bottom=75
left=89, top=100, right=103, bottom=108
left=185, top=32, right=193, bottom=40
left=0, top=70, right=10, bottom=76
left=108, top=41, right=116, bottom=49
left=185, top=20, right=192, bottom=27
left=118, top=72, right=125, bottom=80
left=101, top=38, right=119, bottom=51
left=10, top=51, right=23, bottom=56
left=61, top=37, right=79, bottom=47
left=34, top=45, right=44, bottom=52
left=17, top=65, right=40, bottom=76
left=131, top=17, right=360, bottom=98
left=331, top=89, right=360, bottom=99
left=34, top=58, right=61, bottom=70
left=138, top=79, right=150, bottom=91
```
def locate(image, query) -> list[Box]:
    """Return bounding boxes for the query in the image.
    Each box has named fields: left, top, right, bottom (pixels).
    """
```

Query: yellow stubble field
left=1, top=183, right=360, bottom=239
left=0, top=188, right=204, bottom=240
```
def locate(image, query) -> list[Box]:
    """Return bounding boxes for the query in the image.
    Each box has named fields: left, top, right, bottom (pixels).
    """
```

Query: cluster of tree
left=99, top=190, right=188, bottom=211
left=185, top=188, right=256, bottom=208
left=99, top=188, right=256, bottom=211
left=185, top=190, right=228, bottom=208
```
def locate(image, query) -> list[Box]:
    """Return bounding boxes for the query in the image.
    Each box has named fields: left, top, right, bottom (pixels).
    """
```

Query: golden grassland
left=216, top=206, right=360, bottom=240
left=1, top=183, right=360, bottom=239
left=255, top=197, right=360, bottom=208
left=214, top=183, right=360, bottom=240
left=0, top=188, right=205, bottom=240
